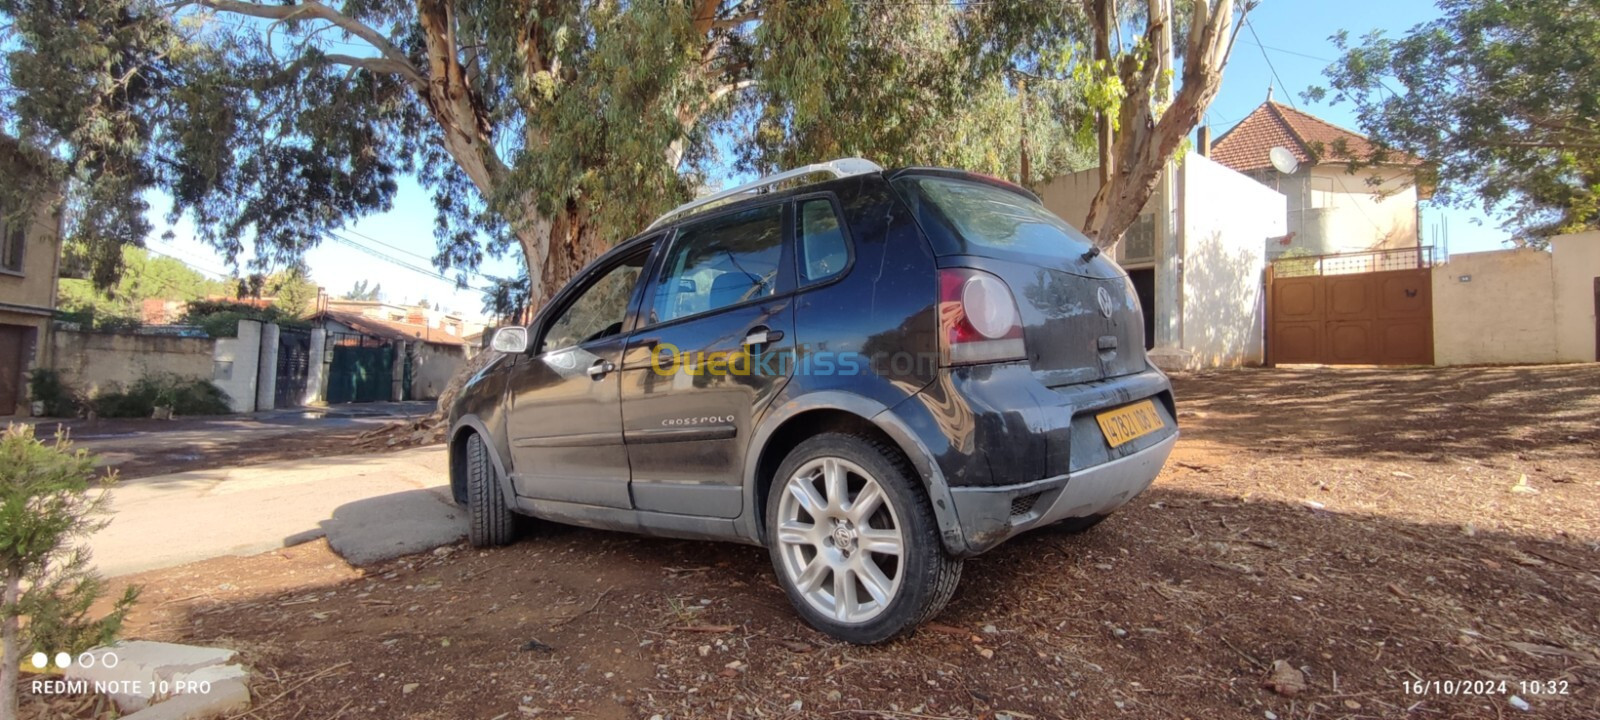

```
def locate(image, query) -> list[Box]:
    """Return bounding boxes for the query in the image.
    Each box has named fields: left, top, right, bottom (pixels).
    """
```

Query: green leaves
left=0, top=426, right=111, bottom=573
left=1316, top=0, right=1600, bottom=244
left=3, top=0, right=1106, bottom=301
left=0, top=424, right=135, bottom=696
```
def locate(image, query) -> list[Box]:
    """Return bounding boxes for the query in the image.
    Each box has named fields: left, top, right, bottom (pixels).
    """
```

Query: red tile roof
left=1210, top=101, right=1421, bottom=174
left=317, top=309, right=467, bottom=347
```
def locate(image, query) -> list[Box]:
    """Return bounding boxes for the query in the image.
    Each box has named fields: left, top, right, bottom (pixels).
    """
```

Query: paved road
left=53, top=401, right=437, bottom=458
left=89, top=446, right=466, bottom=577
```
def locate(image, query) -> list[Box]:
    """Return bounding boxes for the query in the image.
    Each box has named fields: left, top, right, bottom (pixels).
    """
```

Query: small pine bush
left=0, top=425, right=139, bottom=720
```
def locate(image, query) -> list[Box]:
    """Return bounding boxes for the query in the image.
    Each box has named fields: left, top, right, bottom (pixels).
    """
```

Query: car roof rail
left=647, top=157, right=883, bottom=230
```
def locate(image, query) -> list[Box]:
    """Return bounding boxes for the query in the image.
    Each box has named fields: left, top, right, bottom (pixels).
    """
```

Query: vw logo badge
left=1096, top=286, right=1115, bottom=318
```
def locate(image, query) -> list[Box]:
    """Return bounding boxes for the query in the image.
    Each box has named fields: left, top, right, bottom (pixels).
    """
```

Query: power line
left=142, top=243, right=233, bottom=278
left=338, top=225, right=439, bottom=264
left=1239, top=38, right=1335, bottom=64
left=324, top=230, right=489, bottom=292
left=1245, top=18, right=1297, bottom=111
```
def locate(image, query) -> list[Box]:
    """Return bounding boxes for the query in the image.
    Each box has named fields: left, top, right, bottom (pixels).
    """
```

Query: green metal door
left=327, top=344, right=393, bottom=403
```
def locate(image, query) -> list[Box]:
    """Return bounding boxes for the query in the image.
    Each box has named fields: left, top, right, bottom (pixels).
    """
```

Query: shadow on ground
left=1175, top=365, right=1600, bottom=463
left=100, top=482, right=1599, bottom=720
left=295, top=487, right=466, bottom=565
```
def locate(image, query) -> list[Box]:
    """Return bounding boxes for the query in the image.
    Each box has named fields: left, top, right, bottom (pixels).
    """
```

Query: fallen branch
left=1219, top=635, right=1269, bottom=670
left=669, top=624, right=736, bottom=633
left=549, top=588, right=611, bottom=627
left=227, top=661, right=352, bottom=720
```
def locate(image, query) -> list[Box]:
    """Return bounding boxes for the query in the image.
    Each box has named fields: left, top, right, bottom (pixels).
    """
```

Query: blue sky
left=148, top=0, right=1502, bottom=319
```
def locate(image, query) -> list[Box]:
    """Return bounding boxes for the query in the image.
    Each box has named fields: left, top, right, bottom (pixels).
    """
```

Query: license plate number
left=1095, top=400, right=1164, bottom=448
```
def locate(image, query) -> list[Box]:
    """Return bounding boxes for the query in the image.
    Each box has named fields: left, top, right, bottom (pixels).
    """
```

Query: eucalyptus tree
left=953, top=0, right=1253, bottom=248
left=2, top=0, right=1093, bottom=311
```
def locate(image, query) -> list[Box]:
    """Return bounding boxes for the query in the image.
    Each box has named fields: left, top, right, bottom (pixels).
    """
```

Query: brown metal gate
left=1268, top=247, right=1435, bottom=366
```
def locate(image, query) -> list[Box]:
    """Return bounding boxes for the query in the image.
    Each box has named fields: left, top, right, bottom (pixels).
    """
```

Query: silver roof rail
left=648, top=157, right=884, bottom=230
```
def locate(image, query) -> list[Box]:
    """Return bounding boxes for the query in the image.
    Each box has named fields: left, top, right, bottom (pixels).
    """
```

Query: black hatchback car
left=449, top=158, right=1177, bottom=643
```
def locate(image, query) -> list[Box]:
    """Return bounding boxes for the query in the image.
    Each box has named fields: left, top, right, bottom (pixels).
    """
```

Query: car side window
left=539, top=251, right=648, bottom=353
left=648, top=204, right=784, bottom=326
left=798, top=198, right=849, bottom=284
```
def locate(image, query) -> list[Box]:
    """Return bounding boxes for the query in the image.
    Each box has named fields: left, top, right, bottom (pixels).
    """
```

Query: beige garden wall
left=1550, top=232, right=1599, bottom=363
left=1432, top=239, right=1599, bottom=366
left=51, top=329, right=217, bottom=395
left=1433, top=249, right=1559, bottom=365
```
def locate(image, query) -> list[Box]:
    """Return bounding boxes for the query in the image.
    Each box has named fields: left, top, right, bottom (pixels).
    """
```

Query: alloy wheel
left=775, top=456, right=905, bottom=623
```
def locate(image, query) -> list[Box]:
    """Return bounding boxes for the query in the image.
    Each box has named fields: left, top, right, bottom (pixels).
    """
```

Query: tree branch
left=322, top=54, right=424, bottom=86
left=712, top=11, right=759, bottom=30
left=708, top=79, right=756, bottom=105
left=192, top=0, right=423, bottom=85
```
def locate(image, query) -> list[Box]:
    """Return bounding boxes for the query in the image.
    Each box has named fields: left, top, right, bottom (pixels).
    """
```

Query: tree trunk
left=424, top=200, right=596, bottom=423
left=1, top=567, right=22, bottom=720
left=1094, top=0, right=1117, bottom=188
left=1080, top=0, right=1238, bottom=248
left=537, top=203, right=607, bottom=311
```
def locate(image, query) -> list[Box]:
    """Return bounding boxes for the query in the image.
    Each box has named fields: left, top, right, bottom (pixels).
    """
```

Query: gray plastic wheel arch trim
left=737, top=391, right=969, bottom=556
left=451, top=415, right=518, bottom=508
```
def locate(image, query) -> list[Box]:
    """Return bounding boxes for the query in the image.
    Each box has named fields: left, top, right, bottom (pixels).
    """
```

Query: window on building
left=1309, top=176, right=1339, bottom=209
left=1120, top=213, right=1156, bottom=264
left=0, top=209, right=23, bottom=274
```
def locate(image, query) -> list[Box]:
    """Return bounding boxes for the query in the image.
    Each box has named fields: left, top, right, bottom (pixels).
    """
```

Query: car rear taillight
left=939, top=268, right=1026, bottom=365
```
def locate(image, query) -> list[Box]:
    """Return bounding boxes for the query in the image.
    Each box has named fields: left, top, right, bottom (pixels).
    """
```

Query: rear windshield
left=893, top=176, right=1097, bottom=262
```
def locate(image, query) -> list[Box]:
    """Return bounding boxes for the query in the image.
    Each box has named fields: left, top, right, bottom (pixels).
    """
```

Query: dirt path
left=29, top=366, right=1600, bottom=719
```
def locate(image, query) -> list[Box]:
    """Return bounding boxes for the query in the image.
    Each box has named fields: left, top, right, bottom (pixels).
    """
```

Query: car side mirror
left=491, top=326, right=530, bottom=353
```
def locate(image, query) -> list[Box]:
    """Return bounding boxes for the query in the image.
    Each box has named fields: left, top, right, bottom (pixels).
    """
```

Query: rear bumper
left=947, top=430, right=1176, bottom=555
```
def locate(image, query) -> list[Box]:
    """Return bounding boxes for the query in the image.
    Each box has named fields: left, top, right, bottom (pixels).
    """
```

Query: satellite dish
left=1269, top=146, right=1301, bottom=174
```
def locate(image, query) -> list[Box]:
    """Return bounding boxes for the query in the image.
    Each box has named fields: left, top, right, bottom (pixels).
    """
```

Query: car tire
left=1052, top=513, right=1110, bottom=533
left=765, top=432, right=962, bottom=644
left=466, top=432, right=520, bottom=547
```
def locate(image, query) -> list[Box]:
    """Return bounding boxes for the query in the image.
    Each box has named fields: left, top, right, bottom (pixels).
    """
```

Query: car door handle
left=586, top=359, right=615, bottom=378
left=743, top=327, right=784, bottom=347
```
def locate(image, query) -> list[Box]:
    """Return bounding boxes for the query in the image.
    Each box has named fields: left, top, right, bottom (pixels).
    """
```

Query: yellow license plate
left=1095, top=400, right=1165, bottom=448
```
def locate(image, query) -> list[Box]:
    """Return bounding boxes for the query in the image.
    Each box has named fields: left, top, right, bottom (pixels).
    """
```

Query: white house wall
left=1268, top=165, right=1418, bottom=256
left=410, top=342, right=466, bottom=400
left=211, top=319, right=262, bottom=412
left=1178, top=153, right=1285, bottom=367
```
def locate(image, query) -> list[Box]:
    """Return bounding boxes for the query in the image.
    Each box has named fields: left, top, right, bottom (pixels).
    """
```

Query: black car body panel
left=449, top=167, right=1176, bottom=558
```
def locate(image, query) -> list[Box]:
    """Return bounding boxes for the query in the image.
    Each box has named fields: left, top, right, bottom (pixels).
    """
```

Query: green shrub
left=181, top=299, right=312, bottom=338
left=27, top=369, right=80, bottom=417
left=0, top=425, right=140, bottom=719
left=193, top=309, right=250, bottom=338
left=91, top=374, right=233, bottom=418
left=53, top=307, right=143, bottom=331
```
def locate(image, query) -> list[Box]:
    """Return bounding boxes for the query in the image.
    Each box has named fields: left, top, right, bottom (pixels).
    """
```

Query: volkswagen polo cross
left=448, top=158, right=1177, bottom=643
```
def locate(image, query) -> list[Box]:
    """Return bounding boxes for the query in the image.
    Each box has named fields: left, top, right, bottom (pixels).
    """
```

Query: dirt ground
left=22, top=365, right=1600, bottom=719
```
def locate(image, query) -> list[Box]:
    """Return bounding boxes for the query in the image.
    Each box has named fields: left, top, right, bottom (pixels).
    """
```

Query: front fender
left=450, top=414, right=517, bottom=508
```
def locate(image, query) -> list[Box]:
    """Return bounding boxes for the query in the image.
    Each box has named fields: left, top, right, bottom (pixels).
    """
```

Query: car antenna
left=1081, top=246, right=1101, bottom=262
